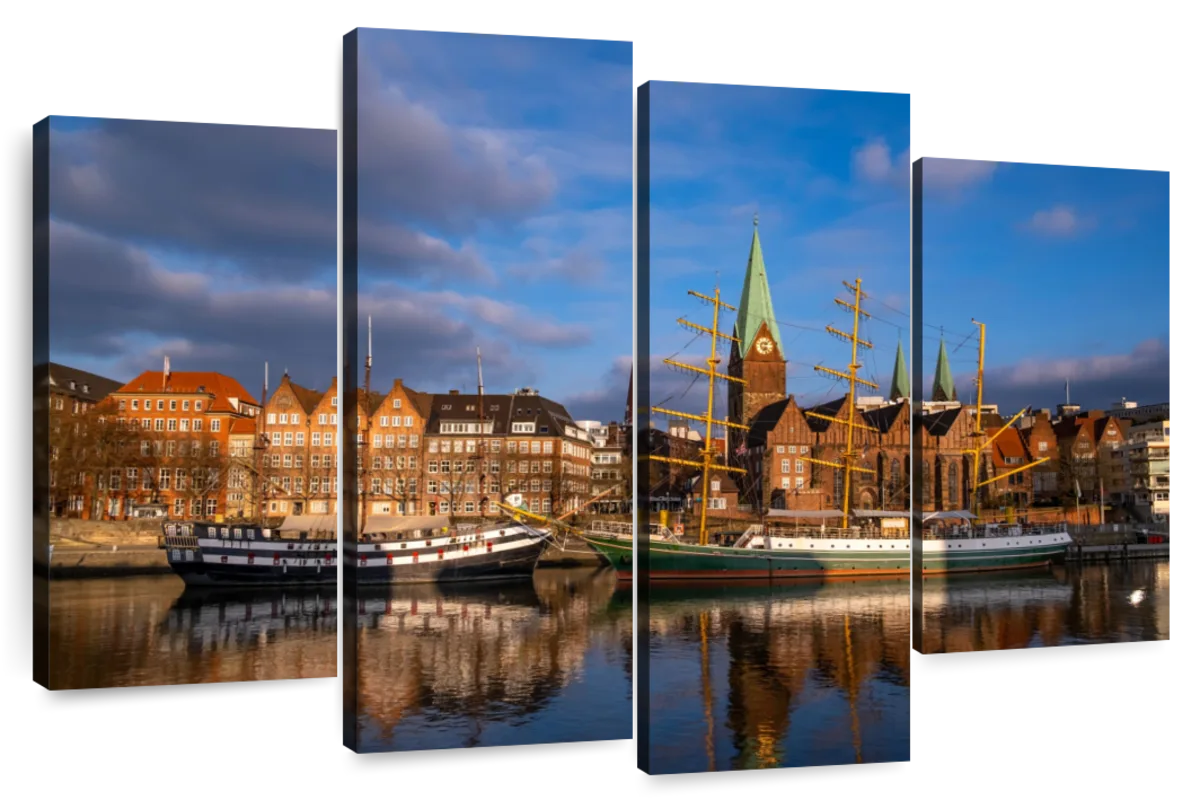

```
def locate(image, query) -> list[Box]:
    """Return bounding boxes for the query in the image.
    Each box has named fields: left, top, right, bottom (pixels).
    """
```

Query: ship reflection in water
left=647, top=578, right=910, bottom=774
left=353, top=567, right=632, bottom=752
left=920, top=560, right=1170, bottom=653
left=45, top=576, right=337, bottom=689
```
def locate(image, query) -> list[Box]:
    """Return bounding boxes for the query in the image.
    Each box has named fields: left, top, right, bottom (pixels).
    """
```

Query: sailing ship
left=585, top=243, right=1068, bottom=578
left=155, top=332, right=603, bottom=586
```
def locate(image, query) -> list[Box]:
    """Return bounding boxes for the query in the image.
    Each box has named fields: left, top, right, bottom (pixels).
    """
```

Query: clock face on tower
left=755, top=336, right=775, bottom=355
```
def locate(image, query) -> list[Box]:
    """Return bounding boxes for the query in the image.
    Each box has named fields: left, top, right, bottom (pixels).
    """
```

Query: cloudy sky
left=353, top=30, right=632, bottom=422
left=647, top=82, right=911, bottom=419
left=920, top=159, right=1169, bottom=414
left=44, top=31, right=638, bottom=422
left=47, top=116, right=337, bottom=397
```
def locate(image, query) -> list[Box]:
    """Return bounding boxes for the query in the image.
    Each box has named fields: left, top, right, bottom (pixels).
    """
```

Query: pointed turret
left=624, top=366, right=633, bottom=427
left=932, top=338, right=957, bottom=402
left=734, top=217, right=784, bottom=358
left=889, top=340, right=910, bottom=401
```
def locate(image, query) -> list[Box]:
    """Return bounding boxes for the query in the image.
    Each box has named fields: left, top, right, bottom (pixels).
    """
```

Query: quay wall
left=49, top=547, right=171, bottom=578
left=51, top=518, right=163, bottom=546
left=1066, top=543, right=1169, bottom=563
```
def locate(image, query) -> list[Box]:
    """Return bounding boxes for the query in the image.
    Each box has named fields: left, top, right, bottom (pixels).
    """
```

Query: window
left=393, top=399, right=401, bottom=409
left=520, top=441, right=529, bottom=454
left=513, top=422, right=535, bottom=434
left=782, top=477, right=790, bottom=489
left=131, top=399, right=139, bottom=410
left=290, top=414, right=298, bottom=425
left=319, top=414, right=327, bottom=425
left=385, top=435, right=394, bottom=448
left=1039, top=441, right=1048, bottom=452
left=167, top=419, right=177, bottom=431
left=180, top=419, right=190, bottom=432
left=169, top=400, right=177, bottom=411
left=154, top=418, right=164, bottom=431
left=284, top=432, right=293, bottom=446
left=209, top=441, right=219, bottom=456
left=284, top=454, right=293, bottom=468
left=205, top=499, right=216, bottom=517
left=789, top=445, right=796, bottom=453
left=391, top=416, right=400, bottom=427
left=380, top=416, right=389, bottom=428
left=272, top=432, right=281, bottom=446
left=182, top=400, right=190, bottom=411
left=210, top=419, right=220, bottom=432
left=800, top=446, right=809, bottom=455
left=404, top=416, right=414, bottom=427
left=776, top=445, right=784, bottom=454
left=297, top=432, right=305, bottom=446
left=795, top=477, right=804, bottom=489
left=781, top=459, right=789, bottom=473
left=373, top=434, right=382, bottom=448
left=948, top=462, right=959, bottom=505
left=156, top=400, right=164, bottom=411
left=332, top=396, right=338, bottom=407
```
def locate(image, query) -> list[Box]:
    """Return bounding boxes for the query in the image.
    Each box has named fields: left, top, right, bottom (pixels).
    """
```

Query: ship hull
left=585, top=529, right=1072, bottom=579
left=163, top=521, right=551, bottom=586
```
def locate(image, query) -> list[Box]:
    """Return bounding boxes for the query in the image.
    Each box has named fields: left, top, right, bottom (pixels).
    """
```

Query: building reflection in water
left=920, top=560, right=1170, bottom=653
left=646, top=578, right=911, bottom=774
left=353, top=567, right=632, bottom=752
left=46, top=576, right=337, bottom=689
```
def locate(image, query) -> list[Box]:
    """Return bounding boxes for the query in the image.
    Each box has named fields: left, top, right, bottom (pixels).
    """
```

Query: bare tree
left=86, top=414, right=140, bottom=519
left=170, top=432, right=232, bottom=518
left=48, top=404, right=91, bottom=517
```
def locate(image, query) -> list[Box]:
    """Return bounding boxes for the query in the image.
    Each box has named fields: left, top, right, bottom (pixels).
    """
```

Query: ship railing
left=589, top=520, right=634, bottom=537
left=161, top=534, right=199, bottom=550
left=922, top=522, right=1070, bottom=540
left=764, top=524, right=908, bottom=541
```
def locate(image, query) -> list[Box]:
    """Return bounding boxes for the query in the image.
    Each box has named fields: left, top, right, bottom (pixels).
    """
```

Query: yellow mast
left=964, top=318, right=1049, bottom=516
left=651, top=285, right=748, bottom=547
left=799, top=279, right=877, bottom=529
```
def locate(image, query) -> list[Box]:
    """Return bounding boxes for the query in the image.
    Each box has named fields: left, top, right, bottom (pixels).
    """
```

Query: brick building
left=103, top=365, right=261, bottom=519
left=262, top=374, right=339, bottom=517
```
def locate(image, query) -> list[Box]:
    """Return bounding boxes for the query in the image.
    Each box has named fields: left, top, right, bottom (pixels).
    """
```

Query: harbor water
left=49, top=561, right=1150, bottom=740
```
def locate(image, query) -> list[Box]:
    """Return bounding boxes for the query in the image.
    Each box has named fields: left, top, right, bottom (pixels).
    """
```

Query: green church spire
left=889, top=340, right=910, bottom=401
left=932, top=337, right=957, bottom=402
left=734, top=216, right=784, bottom=358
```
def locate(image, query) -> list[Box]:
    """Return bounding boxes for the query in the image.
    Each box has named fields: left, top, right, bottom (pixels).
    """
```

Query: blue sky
left=920, top=159, right=1169, bottom=413
left=354, top=30, right=632, bottom=422
left=647, top=82, right=910, bottom=417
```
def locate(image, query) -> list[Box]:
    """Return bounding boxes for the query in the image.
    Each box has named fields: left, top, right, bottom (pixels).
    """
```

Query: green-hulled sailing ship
left=582, top=221, right=1070, bottom=581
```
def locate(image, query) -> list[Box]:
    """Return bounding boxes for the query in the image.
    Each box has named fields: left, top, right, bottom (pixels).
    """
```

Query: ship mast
left=963, top=318, right=1050, bottom=515
left=476, top=347, right=486, bottom=516
left=799, top=279, right=877, bottom=529
left=651, top=285, right=748, bottom=547
left=359, top=316, right=373, bottom=537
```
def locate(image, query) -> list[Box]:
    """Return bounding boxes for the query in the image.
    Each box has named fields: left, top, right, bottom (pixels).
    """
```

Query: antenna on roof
left=163, top=355, right=170, bottom=390
left=367, top=315, right=373, bottom=371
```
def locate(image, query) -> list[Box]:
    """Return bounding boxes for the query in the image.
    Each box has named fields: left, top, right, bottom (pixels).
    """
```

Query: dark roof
left=919, top=406, right=965, bottom=436
left=425, top=391, right=580, bottom=438
left=803, top=396, right=847, bottom=434
left=285, top=378, right=325, bottom=415
left=40, top=362, right=123, bottom=403
left=861, top=400, right=906, bottom=434
left=746, top=397, right=793, bottom=446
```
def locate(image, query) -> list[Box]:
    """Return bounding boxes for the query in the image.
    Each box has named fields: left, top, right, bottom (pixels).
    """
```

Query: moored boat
left=160, top=515, right=337, bottom=586
left=584, top=516, right=1071, bottom=579
left=350, top=495, right=554, bottom=585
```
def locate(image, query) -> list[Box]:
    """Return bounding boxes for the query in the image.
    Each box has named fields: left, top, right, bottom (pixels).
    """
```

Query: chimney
left=394, top=378, right=403, bottom=389
left=162, top=355, right=170, bottom=390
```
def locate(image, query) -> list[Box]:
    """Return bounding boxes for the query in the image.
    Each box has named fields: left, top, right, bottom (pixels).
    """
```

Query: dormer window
left=82, top=384, right=89, bottom=394
left=69, top=381, right=76, bottom=390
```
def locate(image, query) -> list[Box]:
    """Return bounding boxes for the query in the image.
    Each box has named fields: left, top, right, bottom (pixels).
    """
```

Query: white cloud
left=1023, top=204, right=1092, bottom=237
left=853, top=138, right=909, bottom=188
left=922, top=158, right=998, bottom=196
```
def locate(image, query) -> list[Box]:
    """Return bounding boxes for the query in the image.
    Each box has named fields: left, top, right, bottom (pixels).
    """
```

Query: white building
left=1115, top=419, right=1169, bottom=520
left=1109, top=399, right=1169, bottom=423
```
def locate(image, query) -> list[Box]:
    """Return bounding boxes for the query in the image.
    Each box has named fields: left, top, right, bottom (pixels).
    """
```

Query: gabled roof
left=862, top=399, right=907, bottom=434
left=288, top=381, right=325, bottom=415
left=989, top=427, right=1029, bottom=468
left=733, top=220, right=783, bottom=359
left=803, top=396, right=848, bottom=434
left=920, top=405, right=965, bottom=436
left=746, top=397, right=794, bottom=446
left=115, top=370, right=258, bottom=410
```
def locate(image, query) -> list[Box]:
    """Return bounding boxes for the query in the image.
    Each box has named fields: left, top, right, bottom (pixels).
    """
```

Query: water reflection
left=354, top=567, right=632, bottom=752
left=647, top=578, right=910, bottom=774
left=46, top=576, right=337, bottom=689
left=920, top=560, right=1170, bottom=653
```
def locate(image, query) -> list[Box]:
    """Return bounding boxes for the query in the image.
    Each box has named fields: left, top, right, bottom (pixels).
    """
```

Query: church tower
left=932, top=337, right=957, bottom=402
left=889, top=340, right=910, bottom=402
left=728, top=217, right=787, bottom=427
